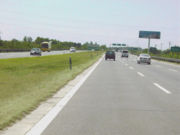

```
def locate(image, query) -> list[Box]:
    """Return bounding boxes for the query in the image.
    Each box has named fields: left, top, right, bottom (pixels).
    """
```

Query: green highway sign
left=112, top=44, right=126, bottom=46
left=139, top=31, right=161, bottom=39
left=171, top=46, right=180, bottom=52
left=122, top=44, right=126, bottom=46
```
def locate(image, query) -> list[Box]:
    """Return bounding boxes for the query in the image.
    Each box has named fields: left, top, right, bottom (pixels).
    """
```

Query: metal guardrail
left=0, top=49, right=30, bottom=52
left=151, top=56, right=180, bottom=63
left=0, top=49, right=87, bottom=53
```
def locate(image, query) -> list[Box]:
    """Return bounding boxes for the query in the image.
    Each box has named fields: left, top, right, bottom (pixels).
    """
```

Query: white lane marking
left=129, top=66, right=134, bottom=70
left=168, top=68, right=178, bottom=72
left=153, top=83, right=171, bottom=94
left=26, top=56, right=103, bottom=135
left=125, top=63, right=128, bottom=66
left=137, top=72, right=145, bottom=77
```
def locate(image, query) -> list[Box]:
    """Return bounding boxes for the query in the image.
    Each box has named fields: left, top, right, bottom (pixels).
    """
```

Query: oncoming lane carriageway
left=0, top=50, right=85, bottom=59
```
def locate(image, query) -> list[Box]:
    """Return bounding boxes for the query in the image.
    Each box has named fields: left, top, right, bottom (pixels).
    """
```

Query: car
left=70, top=47, right=76, bottom=52
left=91, top=49, right=95, bottom=51
left=137, top=53, right=151, bottom=64
left=30, top=48, right=42, bottom=56
left=105, top=51, right=115, bottom=61
left=121, top=50, right=129, bottom=57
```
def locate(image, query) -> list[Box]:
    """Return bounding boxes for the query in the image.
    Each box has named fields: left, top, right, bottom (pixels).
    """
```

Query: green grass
left=0, top=51, right=103, bottom=130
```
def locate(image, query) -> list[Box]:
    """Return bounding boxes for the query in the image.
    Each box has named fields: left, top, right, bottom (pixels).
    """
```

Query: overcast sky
left=0, top=0, right=180, bottom=49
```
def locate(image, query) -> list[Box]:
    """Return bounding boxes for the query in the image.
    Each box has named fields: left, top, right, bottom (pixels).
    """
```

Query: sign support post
left=148, top=37, right=151, bottom=54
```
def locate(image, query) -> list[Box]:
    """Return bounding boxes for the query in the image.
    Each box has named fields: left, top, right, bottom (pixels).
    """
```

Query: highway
left=40, top=52, right=179, bottom=135
left=0, top=50, right=83, bottom=59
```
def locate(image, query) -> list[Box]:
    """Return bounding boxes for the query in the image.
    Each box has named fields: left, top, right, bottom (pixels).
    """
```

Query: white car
left=121, top=50, right=129, bottom=57
left=137, top=54, right=151, bottom=64
left=70, top=47, right=76, bottom=52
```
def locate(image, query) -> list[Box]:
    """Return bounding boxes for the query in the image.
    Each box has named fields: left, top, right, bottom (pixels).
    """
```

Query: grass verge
left=0, top=51, right=103, bottom=130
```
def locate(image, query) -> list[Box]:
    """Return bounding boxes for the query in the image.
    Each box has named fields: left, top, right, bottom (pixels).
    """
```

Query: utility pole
left=148, top=37, right=151, bottom=54
left=169, top=42, right=171, bottom=49
left=161, top=43, right=163, bottom=51
left=155, top=44, right=157, bottom=48
left=0, top=31, right=1, bottom=40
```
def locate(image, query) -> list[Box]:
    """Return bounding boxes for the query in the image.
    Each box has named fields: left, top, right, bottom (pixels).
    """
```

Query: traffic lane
left=0, top=52, right=31, bottom=59
left=129, top=54, right=180, bottom=72
left=124, top=55, right=180, bottom=94
left=121, top=55, right=180, bottom=110
left=152, top=59, right=180, bottom=72
left=42, top=57, right=180, bottom=135
left=115, top=53, right=180, bottom=116
left=0, top=50, right=84, bottom=59
left=0, top=50, right=67, bottom=59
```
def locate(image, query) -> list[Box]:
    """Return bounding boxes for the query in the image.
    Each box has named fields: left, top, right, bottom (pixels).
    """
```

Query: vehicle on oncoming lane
left=41, top=41, right=51, bottom=52
left=30, top=48, right=42, bottom=56
left=105, top=51, right=115, bottom=61
left=70, top=47, right=76, bottom=52
left=121, top=50, right=129, bottom=58
left=137, top=53, right=151, bottom=64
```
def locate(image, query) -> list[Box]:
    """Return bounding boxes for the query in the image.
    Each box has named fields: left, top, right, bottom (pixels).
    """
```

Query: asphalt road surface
left=0, top=50, right=83, bottom=59
left=42, top=52, right=180, bottom=135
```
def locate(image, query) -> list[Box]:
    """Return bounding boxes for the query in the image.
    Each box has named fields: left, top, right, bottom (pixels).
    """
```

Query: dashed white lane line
left=168, top=68, right=178, bottom=72
left=129, top=66, right=134, bottom=70
left=125, top=63, right=128, bottom=66
left=153, top=83, right=172, bottom=94
left=26, top=56, right=103, bottom=135
left=137, top=72, right=145, bottom=77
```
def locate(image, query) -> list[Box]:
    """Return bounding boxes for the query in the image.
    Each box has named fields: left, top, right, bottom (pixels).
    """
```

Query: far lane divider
left=153, top=83, right=172, bottom=94
left=137, top=72, right=145, bottom=77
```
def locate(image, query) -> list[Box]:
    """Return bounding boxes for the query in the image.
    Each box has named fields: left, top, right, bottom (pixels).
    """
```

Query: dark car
left=105, top=51, right=115, bottom=61
left=30, top=48, right=42, bottom=56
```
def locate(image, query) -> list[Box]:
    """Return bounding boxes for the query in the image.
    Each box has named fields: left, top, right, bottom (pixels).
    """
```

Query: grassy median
left=0, top=51, right=103, bottom=130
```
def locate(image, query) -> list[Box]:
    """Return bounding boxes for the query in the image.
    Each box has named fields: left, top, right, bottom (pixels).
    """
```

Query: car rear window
left=123, top=51, right=128, bottom=53
left=140, top=54, right=150, bottom=57
left=106, top=51, right=114, bottom=54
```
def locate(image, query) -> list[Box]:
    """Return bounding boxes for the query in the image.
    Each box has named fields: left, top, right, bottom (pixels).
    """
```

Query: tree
left=23, top=36, right=33, bottom=42
left=100, top=45, right=107, bottom=50
left=35, top=37, right=49, bottom=44
left=150, top=47, right=161, bottom=54
left=0, top=40, right=2, bottom=46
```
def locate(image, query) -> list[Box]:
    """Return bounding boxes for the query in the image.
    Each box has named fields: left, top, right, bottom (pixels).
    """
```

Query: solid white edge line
left=153, top=83, right=171, bottom=94
left=26, top=56, right=104, bottom=135
left=137, top=72, right=145, bottom=77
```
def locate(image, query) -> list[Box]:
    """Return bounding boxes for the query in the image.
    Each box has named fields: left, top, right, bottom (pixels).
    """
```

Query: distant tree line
left=0, top=36, right=107, bottom=51
left=129, top=46, right=180, bottom=59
